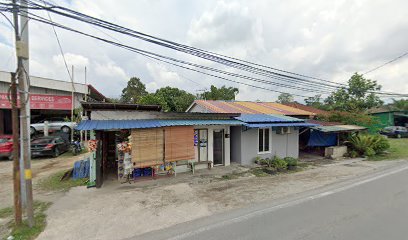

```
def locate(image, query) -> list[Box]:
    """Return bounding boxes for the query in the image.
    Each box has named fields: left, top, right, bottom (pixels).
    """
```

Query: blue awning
left=76, top=119, right=242, bottom=130
left=244, top=122, right=319, bottom=128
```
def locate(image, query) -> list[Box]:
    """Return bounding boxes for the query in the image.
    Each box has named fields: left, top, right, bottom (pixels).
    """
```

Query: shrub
left=272, top=156, right=287, bottom=171
left=346, top=134, right=390, bottom=157
left=283, top=157, right=298, bottom=167
left=371, top=135, right=390, bottom=154
left=254, top=156, right=262, bottom=164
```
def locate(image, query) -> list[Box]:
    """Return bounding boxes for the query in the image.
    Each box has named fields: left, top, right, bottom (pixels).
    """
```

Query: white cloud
left=52, top=53, right=90, bottom=69
left=0, top=0, right=407, bottom=102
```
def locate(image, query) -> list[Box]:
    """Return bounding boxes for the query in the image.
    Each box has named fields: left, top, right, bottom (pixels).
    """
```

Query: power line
left=8, top=8, right=329, bottom=95
left=10, top=9, right=315, bottom=97
left=363, top=51, right=408, bottom=75
left=22, top=0, right=406, bottom=96
left=2, top=1, right=407, bottom=98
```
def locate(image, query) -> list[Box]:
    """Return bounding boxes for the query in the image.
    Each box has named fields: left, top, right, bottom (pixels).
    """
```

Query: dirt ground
left=37, top=158, right=407, bottom=240
left=0, top=152, right=90, bottom=209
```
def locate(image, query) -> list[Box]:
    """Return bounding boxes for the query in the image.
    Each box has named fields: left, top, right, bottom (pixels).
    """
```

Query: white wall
left=233, top=127, right=299, bottom=165
left=193, top=125, right=231, bottom=166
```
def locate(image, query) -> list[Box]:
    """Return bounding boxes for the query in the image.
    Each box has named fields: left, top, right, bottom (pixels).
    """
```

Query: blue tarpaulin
left=307, top=130, right=337, bottom=147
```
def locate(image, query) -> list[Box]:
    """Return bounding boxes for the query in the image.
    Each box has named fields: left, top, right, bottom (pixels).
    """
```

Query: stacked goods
left=88, top=140, right=98, bottom=152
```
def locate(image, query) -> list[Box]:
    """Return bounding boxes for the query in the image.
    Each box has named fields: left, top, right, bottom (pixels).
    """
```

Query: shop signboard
left=0, top=93, right=72, bottom=110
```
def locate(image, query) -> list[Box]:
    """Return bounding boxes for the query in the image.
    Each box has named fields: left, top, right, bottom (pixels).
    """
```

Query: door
left=213, top=130, right=224, bottom=165
left=199, top=129, right=208, bottom=162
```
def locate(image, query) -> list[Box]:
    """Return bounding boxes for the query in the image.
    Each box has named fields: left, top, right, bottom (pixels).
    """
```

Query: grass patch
left=59, top=148, right=89, bottom=158
left=0, top=206, right=13, bottom=219
left=220, top=171, right=247, bottom=180
left=5, top=201, right=51, bottom=240
left=37, top=170, right=88, bottom=192
left=369, top=138, right=408, bottom=161
left=250, top=168, right=270, bottom=177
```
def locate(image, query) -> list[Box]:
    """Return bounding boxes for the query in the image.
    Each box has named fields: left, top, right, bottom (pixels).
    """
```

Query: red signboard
left=0, top=93, right=72, bottom=110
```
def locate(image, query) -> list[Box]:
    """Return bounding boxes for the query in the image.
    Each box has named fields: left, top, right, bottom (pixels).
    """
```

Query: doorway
left=213, top=130, right=224, bottom=165
left=195, top=129, right=208, bottom=162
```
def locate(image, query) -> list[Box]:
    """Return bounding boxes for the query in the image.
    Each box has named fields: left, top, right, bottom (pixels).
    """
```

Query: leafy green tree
left=304, top=94, right=324, bottom=108
left=391, top=99, right=408, bottom=110
left=324, top=73, right=383, bottom=112
left=199, top=85, right=238, bottom=100
left=150, top=87, right=195, bottom=112
left=120, top=77, right=147, bottom=103
left=277, top=93, right=294, bottom=104
left=139, top=93, right=166, bottom=107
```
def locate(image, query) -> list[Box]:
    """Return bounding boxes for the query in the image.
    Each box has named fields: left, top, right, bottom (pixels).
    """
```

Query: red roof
left=190, top=100, right=314, bottom=116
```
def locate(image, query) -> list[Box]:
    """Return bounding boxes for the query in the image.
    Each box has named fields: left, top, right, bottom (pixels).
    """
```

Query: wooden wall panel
left=131, top=128, right=164, bottom=168
left=165, top=126, right=194, bottom=162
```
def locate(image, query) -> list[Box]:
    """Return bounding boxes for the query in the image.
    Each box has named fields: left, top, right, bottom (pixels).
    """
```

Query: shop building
left=0, top=71, right=107, bottom=134
left=78, top=102, right=241, bottom=187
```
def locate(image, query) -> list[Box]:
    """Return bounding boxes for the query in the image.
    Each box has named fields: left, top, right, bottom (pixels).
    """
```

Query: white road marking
left=167, top=164, right=408, bottom=240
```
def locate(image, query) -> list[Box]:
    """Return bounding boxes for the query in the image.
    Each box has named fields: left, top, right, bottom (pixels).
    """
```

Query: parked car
left=31, top=136, right=70, bottom=158
left=379, top=126, right=408, bottom=138
left=30, top=117, right=77, bottom=135
left=0, top=135, right=13, bottom=160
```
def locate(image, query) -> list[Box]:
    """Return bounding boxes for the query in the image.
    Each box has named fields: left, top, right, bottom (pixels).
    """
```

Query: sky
left=0, top=0, right=407, bottom=102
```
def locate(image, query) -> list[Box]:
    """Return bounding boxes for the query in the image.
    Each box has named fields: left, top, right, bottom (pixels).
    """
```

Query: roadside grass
left=250, top=168, right=270, bottom=177
left=2, top=201, right=51, bottom=240
left=369, top=138, right=408, bottom=161
left=59, top=148, right=89, bottom=158
left=0, top=206, right=13, bottom=219
left=37, top=170, right=88, bottom=192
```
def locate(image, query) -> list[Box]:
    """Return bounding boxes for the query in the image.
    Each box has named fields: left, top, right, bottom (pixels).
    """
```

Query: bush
left=346, top=134, right=390, bottom=157
left=283, top=157, right=298, bottom=167
left=272, top=156, right=287, bottom=171
left=371, top=135, right=390, bottom=154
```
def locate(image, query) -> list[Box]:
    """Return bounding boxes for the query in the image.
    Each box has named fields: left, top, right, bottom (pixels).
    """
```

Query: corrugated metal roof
left=283, top=103, right=329, bottom=115
left=312, top=125, right=367, bottom=133
left=245, top=122, right=318, bottom=128
left=235, top=114, right=303, bottom=123
left=76, top=119, right=242, bottom=130
left=192, top=100, right=315, bottom=116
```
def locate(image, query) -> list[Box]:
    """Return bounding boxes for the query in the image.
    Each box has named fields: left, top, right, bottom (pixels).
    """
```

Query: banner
left=0, top=93, right=72, bottom=110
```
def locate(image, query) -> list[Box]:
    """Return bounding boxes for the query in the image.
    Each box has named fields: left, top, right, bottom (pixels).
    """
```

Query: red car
left=0, top=135, right=13, bottom=160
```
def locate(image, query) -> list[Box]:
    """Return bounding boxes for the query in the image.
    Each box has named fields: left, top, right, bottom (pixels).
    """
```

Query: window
left=258, top=128, right=270, bottom=153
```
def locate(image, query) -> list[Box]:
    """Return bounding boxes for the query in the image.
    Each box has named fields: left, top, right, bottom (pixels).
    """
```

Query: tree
left=199, top=85, right=239, bottom=100
left=120, top=77, right=147, bottom=103
left=277, top=93, right=294, bottom=104
left=324, top=73, right=383, bottom=112
left=145, top=87, right=195, bottom=112
left=391, top=99, right=408, bottom=110
left=139, top=93, right=166, bottom=107
left=304, top=94, right=325, bottom=109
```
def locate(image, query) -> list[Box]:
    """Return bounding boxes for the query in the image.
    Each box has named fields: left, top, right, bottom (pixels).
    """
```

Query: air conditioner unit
left=276, top=127, right=291, bottom=135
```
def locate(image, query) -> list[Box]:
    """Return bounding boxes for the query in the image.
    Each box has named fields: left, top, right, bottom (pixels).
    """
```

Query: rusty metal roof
left=191, top=100, right=315, bottom=116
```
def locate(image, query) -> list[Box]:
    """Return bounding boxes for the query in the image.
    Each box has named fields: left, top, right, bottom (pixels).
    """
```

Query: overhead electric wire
left=363, top=51, right=408, bottom=75
left=2, top=0, right=407, bottom=97
left=6, top=8, right=316, bottom=97
left=21, top=0, right=408, bottom=97
left=41, top=0, right=75, bottom=93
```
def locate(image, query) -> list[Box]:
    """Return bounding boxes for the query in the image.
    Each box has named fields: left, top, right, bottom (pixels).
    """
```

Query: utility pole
left=71, top=65, right=75, bottom=142
left=11, top=72, right=22, bottom=225
left=13, top=0, right=34, bottom=227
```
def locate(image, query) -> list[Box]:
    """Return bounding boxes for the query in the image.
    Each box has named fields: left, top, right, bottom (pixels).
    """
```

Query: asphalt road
left=134, top=162, right=408, bottom=240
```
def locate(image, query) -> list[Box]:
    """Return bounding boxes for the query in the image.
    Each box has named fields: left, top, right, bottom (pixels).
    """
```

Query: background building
left=0, top=71, right=107, bottom=134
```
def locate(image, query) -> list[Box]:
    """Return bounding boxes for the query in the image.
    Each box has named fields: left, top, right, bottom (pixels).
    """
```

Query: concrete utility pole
left=71, top=65, right=75, bottom=142
left=12, top=0, right=34, bottom=227
left=10, top=72, right=22, bottom=225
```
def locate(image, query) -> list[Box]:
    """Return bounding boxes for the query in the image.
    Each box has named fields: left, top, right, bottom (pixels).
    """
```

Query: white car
left=30, top=117, right=77, bottom=135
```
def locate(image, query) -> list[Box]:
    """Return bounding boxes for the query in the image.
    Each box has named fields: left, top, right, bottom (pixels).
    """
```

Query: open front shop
left=77, top=119, right=240, bottom=187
